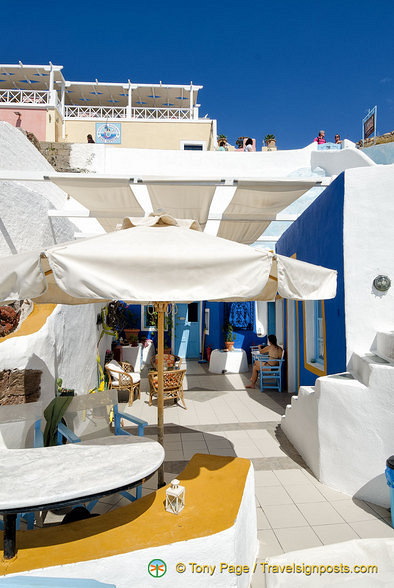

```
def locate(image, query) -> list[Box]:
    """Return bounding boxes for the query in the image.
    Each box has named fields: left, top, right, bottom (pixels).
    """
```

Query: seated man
left=246, top=334, right=283, bottom=389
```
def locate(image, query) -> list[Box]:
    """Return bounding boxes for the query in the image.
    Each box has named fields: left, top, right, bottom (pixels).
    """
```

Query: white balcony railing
left=131, top=107, right=192, bottom=120
left=64, top=105, right=127, bottom=119
left=0, top=89, right=50, bottom=105
left=64, top=105, right=193, bottom=120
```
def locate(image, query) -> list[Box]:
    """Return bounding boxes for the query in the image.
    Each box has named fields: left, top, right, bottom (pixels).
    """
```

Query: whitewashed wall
left=0, top=123, right=104, bottom=431
left=344, top=165, right=394, bottom=359
left=4, top=465, right=258, bottom=588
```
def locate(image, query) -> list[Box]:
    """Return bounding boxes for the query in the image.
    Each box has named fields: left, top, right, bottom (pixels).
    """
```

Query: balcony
left=0, top=89, right=50, bottom=106
left=64, top=105, right=193, bottom=120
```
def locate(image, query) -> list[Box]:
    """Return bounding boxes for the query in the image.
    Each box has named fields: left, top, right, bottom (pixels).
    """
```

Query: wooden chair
left=105, top=359, right=140, bottom=406
left=148, top=369, right=187, bottom=409
left=151, top=353, right=182, bottom=370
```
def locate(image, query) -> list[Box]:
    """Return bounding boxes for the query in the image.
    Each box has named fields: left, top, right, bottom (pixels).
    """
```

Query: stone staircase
left=281, top=331, right=394, bottom=507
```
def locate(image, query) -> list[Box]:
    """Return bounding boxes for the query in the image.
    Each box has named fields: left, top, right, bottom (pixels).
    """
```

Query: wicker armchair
left=151, top=353, right=182, bottom=370
left=105, top=360, right=141, bottom=406
left=148, top=369, right=187, bottom=409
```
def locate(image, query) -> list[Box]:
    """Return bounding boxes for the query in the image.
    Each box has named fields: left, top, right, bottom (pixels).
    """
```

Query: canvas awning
left=47, top=174, right=321, bottom=241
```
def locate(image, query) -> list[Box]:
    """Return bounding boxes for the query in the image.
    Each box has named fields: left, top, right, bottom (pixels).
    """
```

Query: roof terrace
left=0, top=62, right=203, bottom=122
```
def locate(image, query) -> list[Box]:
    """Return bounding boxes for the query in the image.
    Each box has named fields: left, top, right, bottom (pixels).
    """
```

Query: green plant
left=217, top=133, right=227, bottom=141
left=224, top=322, right=236, bottom=342
left=264, top=134, right=276, bottom=142
left=56, top=378, right=63, bottom=396
left=129, top=334, right=139, bottom=346
left=55, top=377, right=74, bottom=397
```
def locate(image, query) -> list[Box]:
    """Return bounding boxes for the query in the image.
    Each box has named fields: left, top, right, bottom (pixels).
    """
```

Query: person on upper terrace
left=246, top=334, right=283, bottom=389
left=87, top=134, right=95, bottom=144
left=334, top=134, right=342, bottom=144
left=244, top=137, right=254, bottom=152
left=313, top=130, right=326, bottom=144
left=217, top=140, right=227, bottom=151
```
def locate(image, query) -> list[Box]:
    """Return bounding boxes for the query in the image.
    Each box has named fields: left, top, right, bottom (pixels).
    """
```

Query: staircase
left=281, top=331, right=394, bottom=507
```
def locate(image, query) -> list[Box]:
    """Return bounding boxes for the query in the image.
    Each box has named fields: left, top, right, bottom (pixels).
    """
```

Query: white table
left=0, top=436, right=164, bottom=558
left=122, top=341, right=155, bottom=372
left=209, top=348, right=248, bottom=374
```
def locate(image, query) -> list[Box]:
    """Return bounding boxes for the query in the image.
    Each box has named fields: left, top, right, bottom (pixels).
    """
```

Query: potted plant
left=55, top=377, right=74, bottom=397
left=264, top=134, right=276, bottom=148
left=129, top=334, right=139, bottom=347
left=224, top=322, right=236, bottom=351
left=217, top=133, right=227, bottom=146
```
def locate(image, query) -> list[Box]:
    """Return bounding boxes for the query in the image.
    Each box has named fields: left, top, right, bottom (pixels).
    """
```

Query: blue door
left=174, top=303, right=200, bottom=358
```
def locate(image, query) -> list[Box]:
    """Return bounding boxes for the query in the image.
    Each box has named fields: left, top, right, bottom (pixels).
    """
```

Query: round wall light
left=373, top=275, right=391, bottom=292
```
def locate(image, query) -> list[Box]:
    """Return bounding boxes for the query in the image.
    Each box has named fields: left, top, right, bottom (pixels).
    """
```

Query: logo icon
left=148, top=559, right=167, bottom=578
left=95, top=122, right=121, bottom=144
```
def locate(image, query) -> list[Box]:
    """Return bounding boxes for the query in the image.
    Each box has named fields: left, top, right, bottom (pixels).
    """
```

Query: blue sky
left=2, top=0, right=393, bottom=149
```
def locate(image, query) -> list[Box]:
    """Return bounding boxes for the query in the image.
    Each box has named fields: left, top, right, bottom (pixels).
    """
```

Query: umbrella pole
left=155, top=302, right=167, bottom=488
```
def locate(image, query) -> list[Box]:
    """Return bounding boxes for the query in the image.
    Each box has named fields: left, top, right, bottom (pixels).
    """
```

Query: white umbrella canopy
left=0, top=214, right=337, bottom=305
left=0, top=214, right=337, bottom=487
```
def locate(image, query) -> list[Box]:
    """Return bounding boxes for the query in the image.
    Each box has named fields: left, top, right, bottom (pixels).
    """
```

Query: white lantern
left=165, top=479, right=185, bottom=514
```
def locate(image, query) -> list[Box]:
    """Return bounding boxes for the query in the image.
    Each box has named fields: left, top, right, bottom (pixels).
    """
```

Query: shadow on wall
left=26, top=353, right=55, bottom=407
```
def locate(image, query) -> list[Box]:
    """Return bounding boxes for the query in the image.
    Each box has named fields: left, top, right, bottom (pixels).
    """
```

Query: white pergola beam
left=47, top=210, right=298, bottom=222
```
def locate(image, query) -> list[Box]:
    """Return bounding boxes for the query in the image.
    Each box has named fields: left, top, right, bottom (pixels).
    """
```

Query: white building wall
left=0, top=123, right=104, bottom=428
left=344, top=165, right=394, bottom=361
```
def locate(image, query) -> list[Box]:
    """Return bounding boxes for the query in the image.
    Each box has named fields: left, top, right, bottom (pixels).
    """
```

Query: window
left=255, top=301, right=268, bottom=337
left=315, top=301, right=324, bottom=362
left=141, top=305, right=169, bottom=331
left=180, top=140, right=206, bottom=151
left=303, top=300, right=326, bottom=373
left=204, top=308, right=210, bottom=335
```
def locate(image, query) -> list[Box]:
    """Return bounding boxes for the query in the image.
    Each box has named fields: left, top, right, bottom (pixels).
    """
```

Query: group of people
left=314, top=130, right=342, bottom=145
left=217, top=137, right=254, bottom=151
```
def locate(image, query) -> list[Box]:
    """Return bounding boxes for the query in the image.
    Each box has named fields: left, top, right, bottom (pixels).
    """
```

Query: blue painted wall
left=276, top=173, right=346, bottom=386
left=204, top=301, right=267, bottom=362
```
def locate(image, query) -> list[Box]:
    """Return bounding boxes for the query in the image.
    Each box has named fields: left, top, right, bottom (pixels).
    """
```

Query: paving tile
left=256, top=486, right=293, bottom=507
left=250, top=566, right=267, bottom=588
left=256, top=507, right=271, bottom=530
left=263, top=504, right=309, bottom=529
left=274, top=469, right=310, bottom=485
left=254, top=470, right=282, bottom=487
left=274, top=526, right=322, bottom=552
left=331, top=499, right=379, bottom=523
left=297, top=502, right=345, bottom=526
left=257, top=530, right=283, bottom=558
left=208, top=448, right=237, bottom=457
left=285, top=483, right=327, bottom=504
left=236, top=446, right=264, bottom=458
left=164, top=450, right=184, bottom=461
left=313, top=484, right=352, bottom=502
left=312, top=523, right=359, bottom=545
left=363, top=501, right=391, bottom=519
left=181, top=432, right=205, bottom=440
left=350, top=519, right=394, bottom=538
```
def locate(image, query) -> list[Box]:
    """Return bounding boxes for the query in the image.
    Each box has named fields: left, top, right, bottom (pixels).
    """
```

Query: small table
left=0, top=436, right=164, bottom=559
left=209, top=348, right=248, bottom=374
left=122, top=341, right=155, bottom=372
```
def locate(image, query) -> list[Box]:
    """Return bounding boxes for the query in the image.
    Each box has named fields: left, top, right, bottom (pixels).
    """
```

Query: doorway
left=174, top=303, right=200, bottom=358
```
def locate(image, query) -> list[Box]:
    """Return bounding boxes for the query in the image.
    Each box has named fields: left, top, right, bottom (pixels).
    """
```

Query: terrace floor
left=46, top=360, right=394, bottom=585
